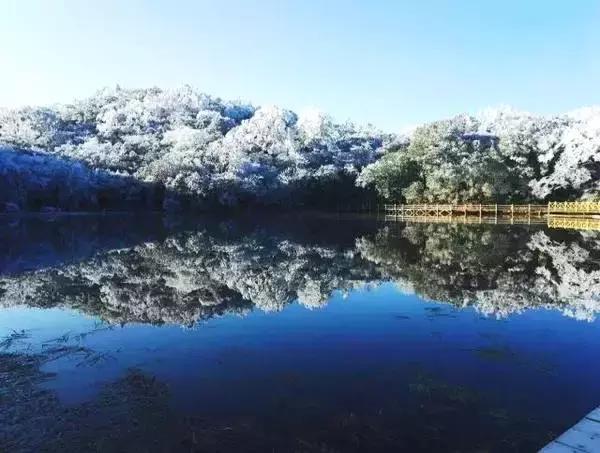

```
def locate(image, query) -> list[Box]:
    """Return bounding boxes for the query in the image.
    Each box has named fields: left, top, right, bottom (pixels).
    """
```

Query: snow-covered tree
left=359, top=107, right=600, bottom=203
left=1, top=86, right=599, bottom=211
left=0, top=87, right=385, bottom=211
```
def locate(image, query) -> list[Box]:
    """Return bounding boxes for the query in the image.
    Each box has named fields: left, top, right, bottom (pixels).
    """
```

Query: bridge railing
left=383, top=202, right=600, bottom=217
left=548, top=201, right=600, bottom=214
left=548, top=217, right=600, bottom=231
left=383, top=204, right=547, bottom=213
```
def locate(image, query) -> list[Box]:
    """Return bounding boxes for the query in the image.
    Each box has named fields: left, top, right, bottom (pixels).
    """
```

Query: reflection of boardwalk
left=548, top=217, right=600, bottom=232
left=541, top=406, right=600, bottom=452
left=384, top=215, right=547, bottom=226
left=384, top=215, right=600, bottom=231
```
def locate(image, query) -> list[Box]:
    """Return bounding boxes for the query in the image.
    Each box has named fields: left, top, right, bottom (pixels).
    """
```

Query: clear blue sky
left=2, top=0, right=599, bottom=130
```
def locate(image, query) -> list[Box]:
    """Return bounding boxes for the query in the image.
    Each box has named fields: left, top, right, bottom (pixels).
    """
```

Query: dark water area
left=1, top=213, right=599, bottom=452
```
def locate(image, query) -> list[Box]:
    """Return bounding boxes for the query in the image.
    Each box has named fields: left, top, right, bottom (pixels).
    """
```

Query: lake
left=1, top=213, right=599, bottom=452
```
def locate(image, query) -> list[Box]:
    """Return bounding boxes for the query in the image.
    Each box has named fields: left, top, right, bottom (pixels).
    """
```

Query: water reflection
left=1, top=214, right=599, bottom=324
left=1, top=214, right=600, bottom=451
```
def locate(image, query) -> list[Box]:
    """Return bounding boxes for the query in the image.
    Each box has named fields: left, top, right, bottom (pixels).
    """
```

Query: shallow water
left=1, top=213, right=599, bottom=452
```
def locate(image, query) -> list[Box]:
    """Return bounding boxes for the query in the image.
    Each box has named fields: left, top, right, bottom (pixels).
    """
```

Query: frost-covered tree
left=2, top=87, right=599, bottom=211
left=357, top=151, right=420, bottom=201
left=0, top=87, right=385, bottom=211
left=359, top=115, right=519, bottom=203
left=530, top=107, right=600, bottom=199
left=359, top=107, right=600, bottom=203
left=0, top=146, right=159, bottom=212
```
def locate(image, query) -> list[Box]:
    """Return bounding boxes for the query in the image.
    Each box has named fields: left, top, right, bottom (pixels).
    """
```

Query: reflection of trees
left=357, top=224, right=600, bottom=320
left=0, top=241, right=253, bottom=326
left=1, top=218, right=599, bottom=324
left=358, top=224, right=531, bottom=302
left=0, top=219, right=381, bottom=325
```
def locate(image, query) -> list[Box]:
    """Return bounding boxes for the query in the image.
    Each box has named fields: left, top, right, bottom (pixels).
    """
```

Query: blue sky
left=1, top=0, right=599, bottom=130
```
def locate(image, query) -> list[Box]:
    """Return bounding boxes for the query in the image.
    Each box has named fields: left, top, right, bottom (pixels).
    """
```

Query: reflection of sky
left=2, top=282, right=600, bottom=429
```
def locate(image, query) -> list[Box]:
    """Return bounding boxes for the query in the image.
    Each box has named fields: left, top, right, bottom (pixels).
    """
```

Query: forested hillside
left=1, top=86, right=598, bottom=212
left=358, top=107, right=600, bottom=203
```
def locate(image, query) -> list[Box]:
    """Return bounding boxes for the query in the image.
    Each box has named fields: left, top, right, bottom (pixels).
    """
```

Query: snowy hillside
left=1, top=87, right=598, bottom=211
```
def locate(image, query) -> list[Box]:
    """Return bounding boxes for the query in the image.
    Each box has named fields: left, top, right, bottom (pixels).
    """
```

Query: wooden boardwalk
left=541, top=407, right=600, bottom=452
left=383, top=202, right=600, bottom=220
left=384, top=214, right=548, bottom=226
left=381, top=202, right=600, bottom=231
left=384, top=203, right=549, bottom=218
left=548, top=201, right=600, bottom=215
left=383, top=202, right=600, bottom=219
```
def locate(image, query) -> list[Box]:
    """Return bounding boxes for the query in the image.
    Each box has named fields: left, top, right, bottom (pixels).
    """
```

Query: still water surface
left=1, top=213, right=599, bottom=452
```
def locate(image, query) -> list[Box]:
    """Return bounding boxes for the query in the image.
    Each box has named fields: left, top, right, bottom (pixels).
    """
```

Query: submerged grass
left=0, top=332, right=560, bottom=452
left=0, top=330, right=30, bottom=350
left=470, top=343, right=557, bottom=376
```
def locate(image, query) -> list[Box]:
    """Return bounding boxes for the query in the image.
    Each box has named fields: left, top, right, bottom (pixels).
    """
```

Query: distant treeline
left=0, top=87, right=598, bottom=212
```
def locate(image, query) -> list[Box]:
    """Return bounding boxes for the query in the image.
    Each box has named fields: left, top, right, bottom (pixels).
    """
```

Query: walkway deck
left=384, top=202, right=600, bottom=218
left=384, top=203, right=549, bottom=218
left=383, top=214, right=600, bottom=231
left=541, top=407, right=600, bottom=452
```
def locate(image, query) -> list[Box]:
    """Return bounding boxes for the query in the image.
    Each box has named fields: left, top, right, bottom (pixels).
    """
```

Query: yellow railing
left=383, top=202, right=600, bottom=217
left=381, top=202, right=600, bottom=231
left=383, top=215, right=547, bottom=226
left=383, top=204, right=548, bottom=217
left=548, top=217, right=600, bottom=231
left=383, top=213, right=600, bottom=231
left=548, top=201, right=600, bottom=214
